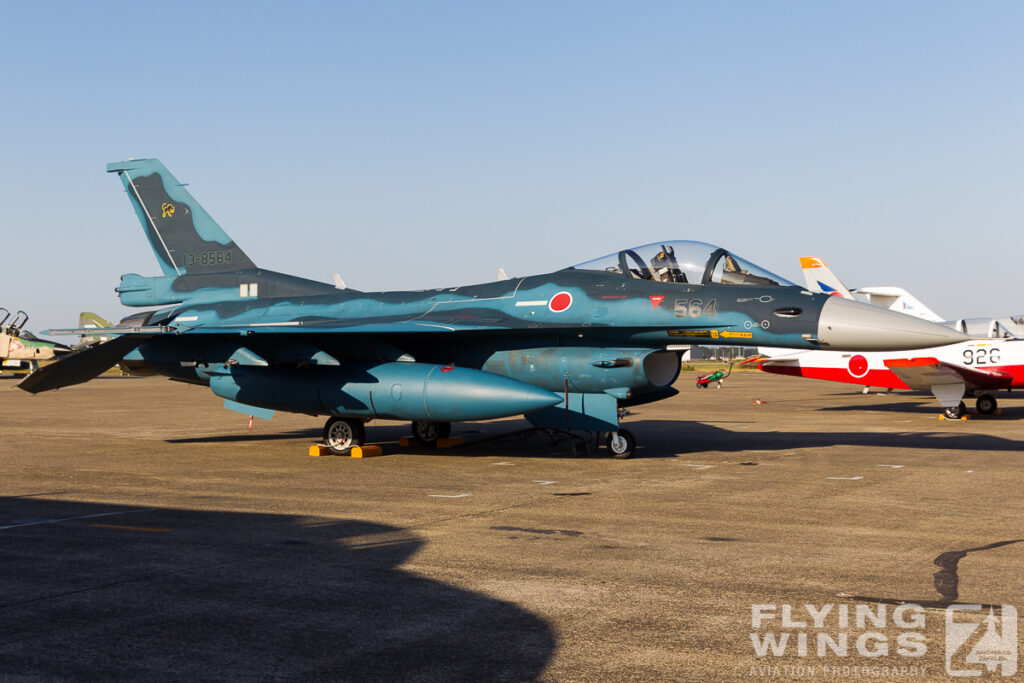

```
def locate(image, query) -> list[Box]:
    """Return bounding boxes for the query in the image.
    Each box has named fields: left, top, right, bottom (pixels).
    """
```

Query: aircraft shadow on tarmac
left=164, top=414, right=1024, bottom=458
left=0, top=498, right=554, bottom=681
left=627, top=419, right=1024, bottom=456
left=818, top=398, right=1024, bottom=417
left=166, top=428, right=323, bottom=444
left=851, top=539, right=1024, bottom=611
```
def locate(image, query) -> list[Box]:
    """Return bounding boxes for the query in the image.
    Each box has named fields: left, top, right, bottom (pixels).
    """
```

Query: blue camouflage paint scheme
left=21, top=159, right=866, bottom=443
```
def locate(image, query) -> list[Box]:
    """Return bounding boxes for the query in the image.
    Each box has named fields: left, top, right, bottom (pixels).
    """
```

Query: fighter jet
left=19, top=160, right=968, bottom=457
left=0, top=309, right=71, bottom=375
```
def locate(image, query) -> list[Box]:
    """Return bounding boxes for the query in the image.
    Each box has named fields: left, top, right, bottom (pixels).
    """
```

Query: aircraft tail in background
left=799, top=256, right=943, bottom=322
left=79, top=312, right=113, bottom=329
left=854, top=287, right=944, bottom=322
left=77, top=312, right=115, bottom=346
left=799, top=257, right=855, bottom=299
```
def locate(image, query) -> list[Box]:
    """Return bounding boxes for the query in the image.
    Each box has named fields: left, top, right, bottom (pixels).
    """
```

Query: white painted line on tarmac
left=533, top=480, right=557, bottom=485
left=827, top=476, right=864, bottom=481
left=679, top=463, right=715, bottom=469
left=0, top=508, right=154, bottom=531
left=492, top=462, right=514, bottom=466
left=877, top=464, right=905, bottom=469
left=428, top=493, right=472, bottom=498
left=966, top=470, right=975, bottom=474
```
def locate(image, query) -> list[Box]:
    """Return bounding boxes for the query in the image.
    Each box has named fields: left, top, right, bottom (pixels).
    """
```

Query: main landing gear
left=942, top=395, right=998, bottom=419
left=411, top=420, right=451, bottom=446
left=323, top=418, right=640, bottom=458
left=975, top=394, right=998, bottom=415
left=323, top=417, right=365, bottom=455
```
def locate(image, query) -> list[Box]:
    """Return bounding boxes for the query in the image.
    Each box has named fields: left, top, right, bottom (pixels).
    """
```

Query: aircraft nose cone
left=817, top=297, right=969, bottom=351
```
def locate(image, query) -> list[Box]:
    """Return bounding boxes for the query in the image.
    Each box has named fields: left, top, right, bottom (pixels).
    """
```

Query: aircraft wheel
left=943, top=402, right=967, bottom=420
left=412, top=420, right=451, bottom=446
left=323, top=417, right=365, bottom=455
left=606, top=429, right=636, bottom=459
left=976, top=395, right=998, bottom=415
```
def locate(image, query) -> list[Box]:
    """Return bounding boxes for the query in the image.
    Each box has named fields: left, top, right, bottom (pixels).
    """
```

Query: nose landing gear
left=606, top=429, right=636, bottom=459
left=943, top=402, right=967, bottom=420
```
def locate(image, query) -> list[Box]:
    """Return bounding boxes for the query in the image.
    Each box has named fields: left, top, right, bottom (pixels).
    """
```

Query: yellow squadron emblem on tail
left=161, top=203, right=175, bottom=218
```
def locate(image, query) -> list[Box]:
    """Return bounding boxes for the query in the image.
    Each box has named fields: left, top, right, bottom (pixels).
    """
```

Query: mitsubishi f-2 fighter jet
left=19, top=160, right=968, bottom=457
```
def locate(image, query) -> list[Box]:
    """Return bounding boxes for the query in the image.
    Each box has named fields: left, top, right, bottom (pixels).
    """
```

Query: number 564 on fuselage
left=20, top=159, right=968, bottom=457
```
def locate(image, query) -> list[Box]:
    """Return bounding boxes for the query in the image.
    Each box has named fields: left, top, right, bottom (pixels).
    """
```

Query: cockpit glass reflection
left=569, top=241, right=796, bottom=287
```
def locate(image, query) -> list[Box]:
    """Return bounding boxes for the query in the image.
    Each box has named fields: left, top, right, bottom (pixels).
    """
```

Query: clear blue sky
left=2, top=1, right=1022, bottom=331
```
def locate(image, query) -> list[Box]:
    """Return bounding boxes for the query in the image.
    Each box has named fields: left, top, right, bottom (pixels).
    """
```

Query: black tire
left=943, top=402, right=967, bottom=420
left=606, top=429, right=636, bottom=459
left=976, top=395, right=998, bottom=415
left=323, top=417, right=365, bottom=455
left=411, top=420, right=451, bottom=446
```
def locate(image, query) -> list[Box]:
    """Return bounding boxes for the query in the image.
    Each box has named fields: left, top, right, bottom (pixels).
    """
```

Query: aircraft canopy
left=570, top=241, right=796, bottom=287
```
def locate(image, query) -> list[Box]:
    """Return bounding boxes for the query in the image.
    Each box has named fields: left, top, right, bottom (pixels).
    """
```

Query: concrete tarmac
left=2, top=373, right=1023, bottom=681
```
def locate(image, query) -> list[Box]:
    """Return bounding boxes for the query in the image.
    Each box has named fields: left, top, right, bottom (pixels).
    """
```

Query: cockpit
left=948, top=316, right=1024, bottom=339
left=570, top=240, right=796, bottom=287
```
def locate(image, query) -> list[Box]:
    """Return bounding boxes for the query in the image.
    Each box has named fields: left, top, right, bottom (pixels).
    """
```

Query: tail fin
left=799, top=257, right=855, bottom=299
left=78, top=312, right=113, bottom=329
left=854, top=287, right=944, bottom=322
left=800, top=257, right=944, bottom=321
left=106, top=159, right=255, bottom=277
left=77, top=311, right=114, bottom=346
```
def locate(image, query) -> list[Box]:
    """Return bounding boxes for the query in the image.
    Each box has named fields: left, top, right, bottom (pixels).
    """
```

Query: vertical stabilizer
left=106, top=159, right=256, bottom=277
left=855, top=287, right=943, bottom=322
left=799, top=257, right=855, bottom=299
left=78, top=312, right=113, bottom=329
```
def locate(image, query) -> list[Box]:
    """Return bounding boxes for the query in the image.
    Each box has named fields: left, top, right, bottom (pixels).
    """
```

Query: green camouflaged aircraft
left=1, top=310, right=71, bottom=375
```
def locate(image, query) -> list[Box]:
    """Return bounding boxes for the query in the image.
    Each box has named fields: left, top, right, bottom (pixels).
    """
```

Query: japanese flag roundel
left=848, top=354, right=869, bottom=378
left=549, top=291, right=573, bottom=313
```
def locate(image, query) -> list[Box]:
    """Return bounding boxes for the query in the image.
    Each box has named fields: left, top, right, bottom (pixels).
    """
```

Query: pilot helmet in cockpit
left=649, top=244, right=686, bottom=283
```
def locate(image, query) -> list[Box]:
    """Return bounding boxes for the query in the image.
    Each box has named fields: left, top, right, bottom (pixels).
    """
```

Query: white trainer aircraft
left=757, top=258, right=1024, bottom=419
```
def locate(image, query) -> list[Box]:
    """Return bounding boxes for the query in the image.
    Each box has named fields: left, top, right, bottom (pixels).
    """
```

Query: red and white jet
left=757, top=258, right=1024, bottom=418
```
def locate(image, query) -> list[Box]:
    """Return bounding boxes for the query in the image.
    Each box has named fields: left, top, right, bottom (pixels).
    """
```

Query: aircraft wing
left=883, top=357, right=1014, bottom=392
left=753, top=347, right=806, bottom=365
left=195, top=320, right=528, bottom=334
left=183, top=308, right=580, bottom=334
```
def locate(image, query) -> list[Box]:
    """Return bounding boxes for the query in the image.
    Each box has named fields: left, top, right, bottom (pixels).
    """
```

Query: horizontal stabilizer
left=17, top=335, right=148, bottom=394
